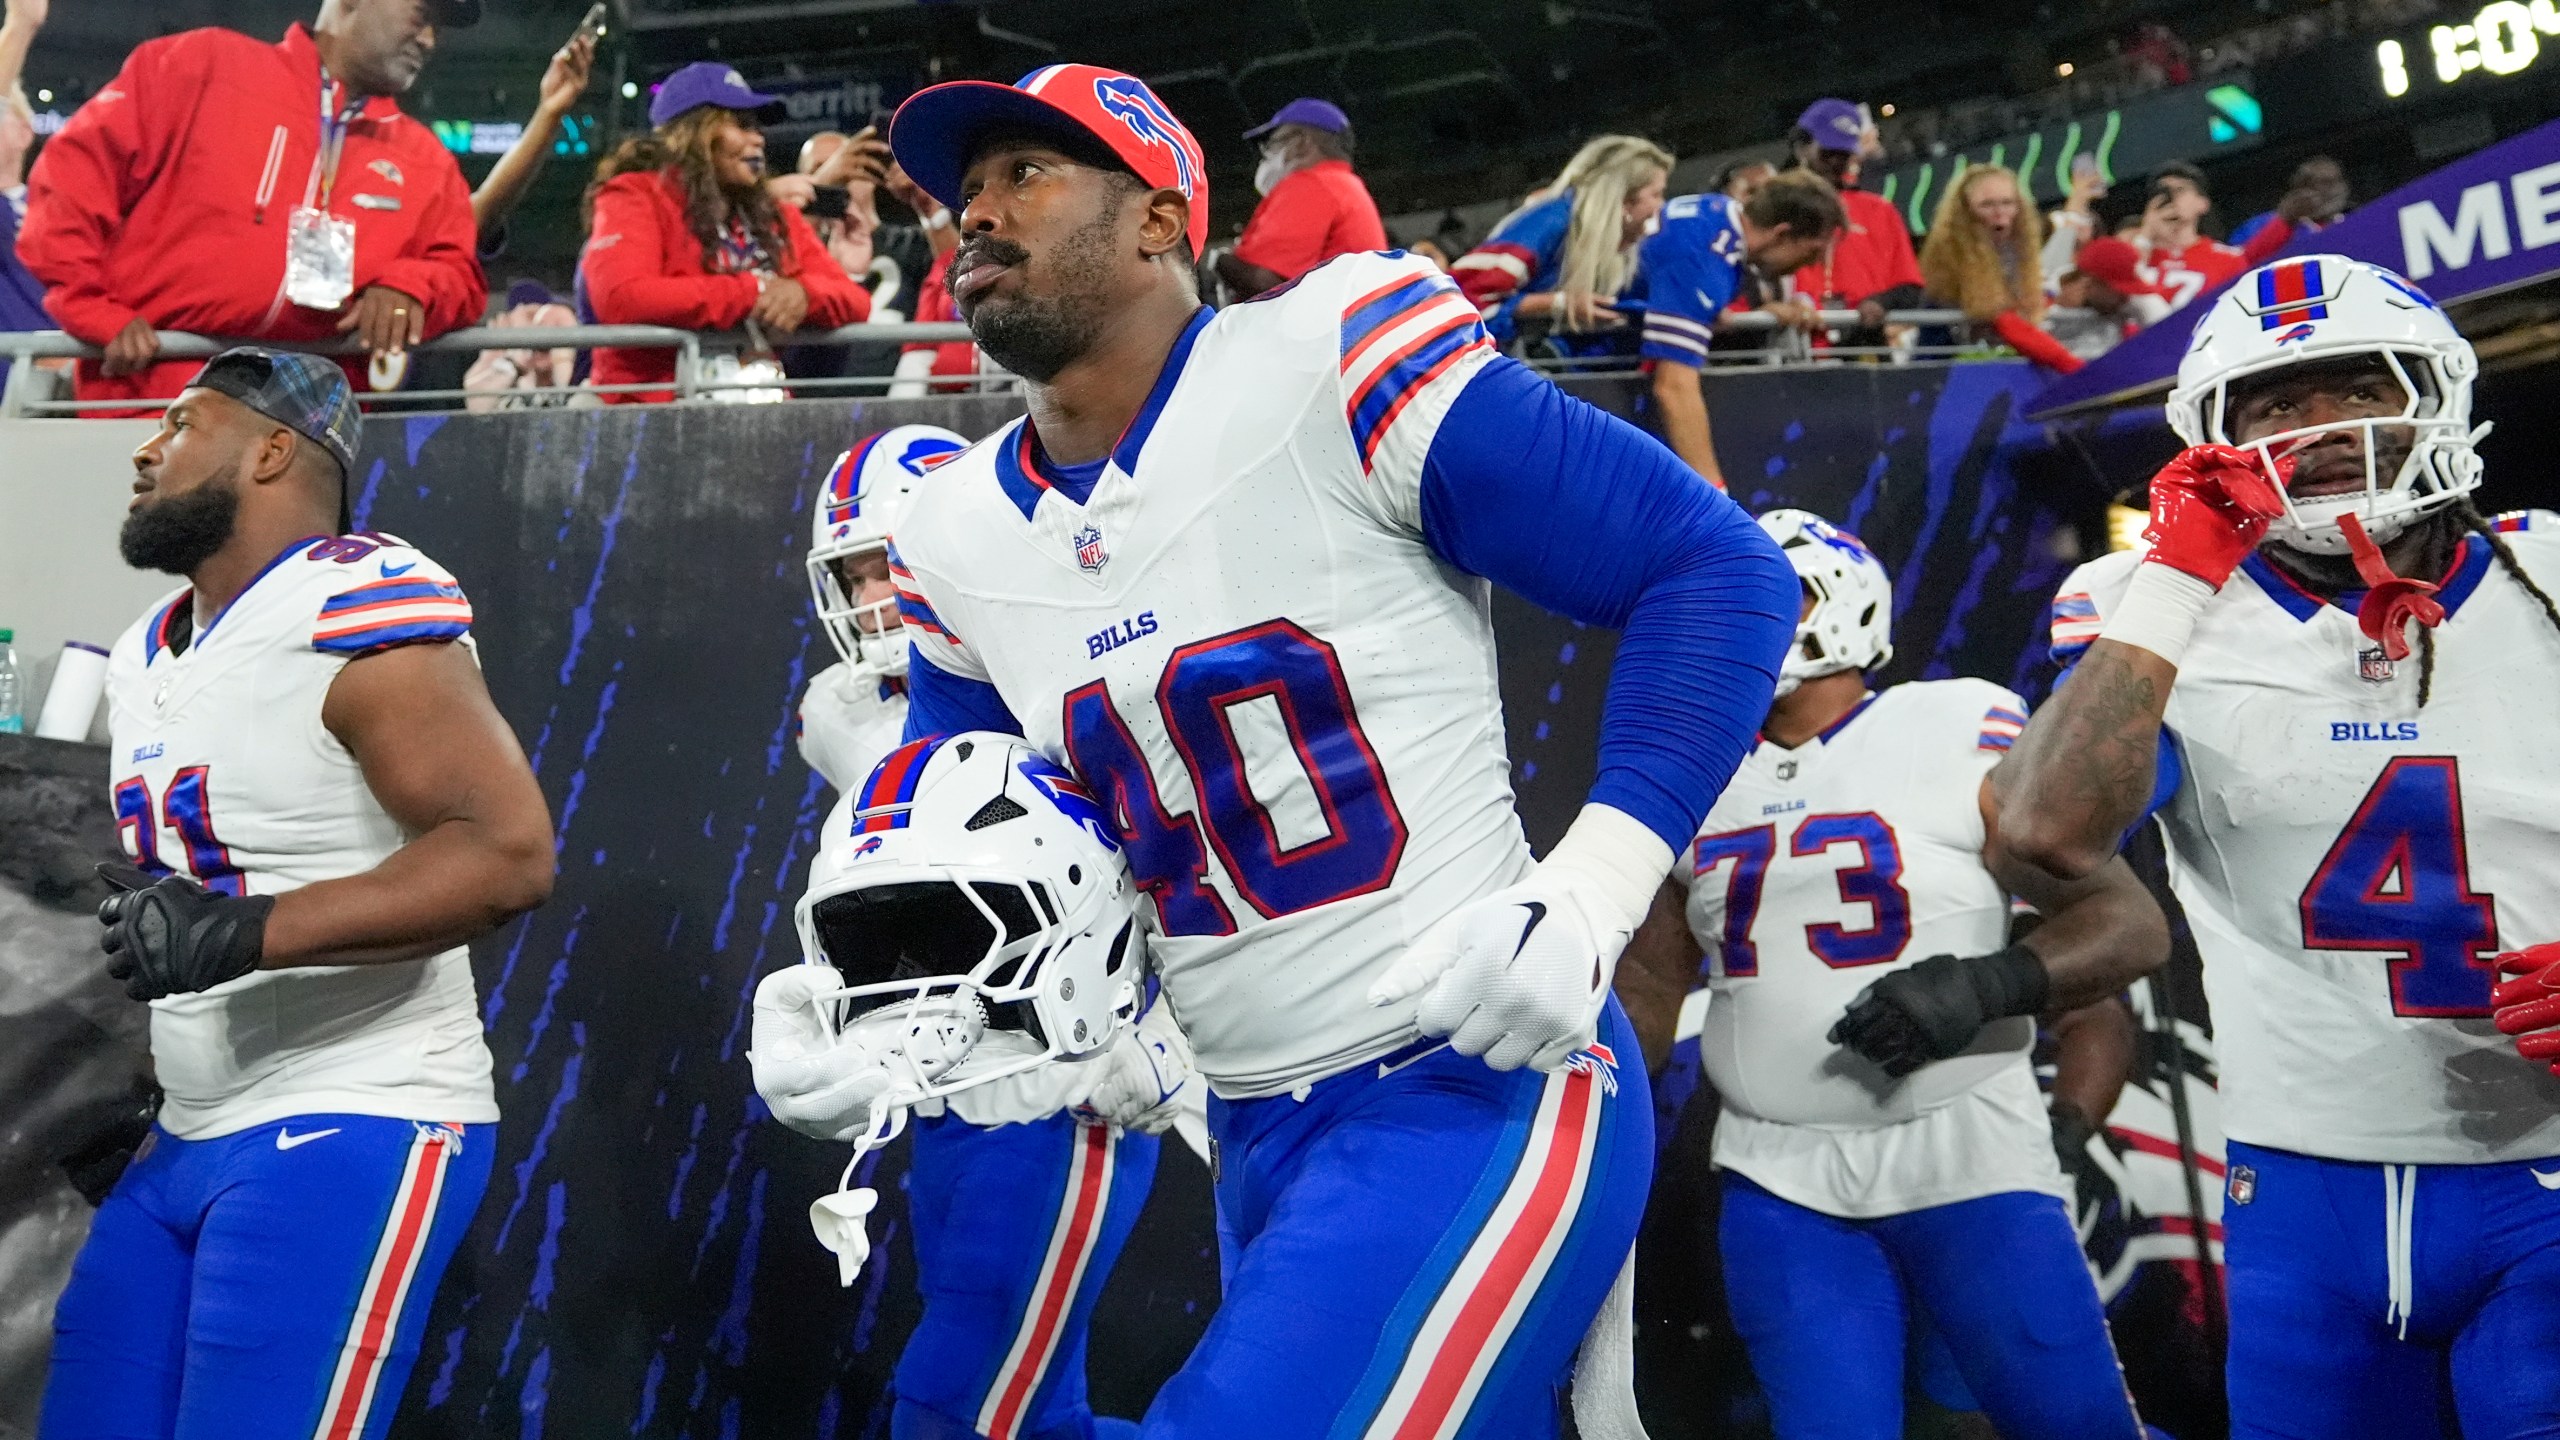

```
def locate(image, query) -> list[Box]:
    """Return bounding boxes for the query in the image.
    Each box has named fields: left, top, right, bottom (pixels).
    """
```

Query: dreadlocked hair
left=586, top=108, right=792, bottom=278
left=2410, top=499, right=2560, bottom=707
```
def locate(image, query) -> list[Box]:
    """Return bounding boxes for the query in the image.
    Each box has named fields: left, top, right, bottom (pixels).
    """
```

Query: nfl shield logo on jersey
left=2228, top=1164, right=2257, bottom=1205
left=1074, top=524, right=1109, bottom=576
left=2359, top=646, right=2396, bottom=683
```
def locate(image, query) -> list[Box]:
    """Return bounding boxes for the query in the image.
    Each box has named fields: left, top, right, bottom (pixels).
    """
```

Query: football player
left=1639, top=174, right=1844, bottom=489
left=786, top=435, right=1180, bottom=1440
left=1617, top=510, right=2160, bottom=1439
left=875, top=65, right=1796, bottom=1436
left=46, top=349, right=554, bottom=1440
left=1998, top=256, right=2560, bottom=1437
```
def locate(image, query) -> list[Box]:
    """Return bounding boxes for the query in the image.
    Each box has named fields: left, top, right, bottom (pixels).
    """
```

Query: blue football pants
left=1718, top=1169, right=2141, bottom=1440
left=43, top=1115, right=492, bottom=1440
left=1144, top=1000, right=1654, bottom=1440
left=893, top=1110, right=1158, bottom=1440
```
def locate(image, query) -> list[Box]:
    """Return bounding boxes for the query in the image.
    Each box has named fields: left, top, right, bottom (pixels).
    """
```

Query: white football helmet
left=2167, top=255, right=2487, bottom=556
left=1757, top=508, right=1893, bottom=697
left=790, top=731, right=1144, bottom=1110
left=807, top=425, right=970, bottom=677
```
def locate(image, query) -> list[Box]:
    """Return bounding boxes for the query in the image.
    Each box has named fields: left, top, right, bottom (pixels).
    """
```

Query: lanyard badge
left=284, top=78, right=365, bottom=311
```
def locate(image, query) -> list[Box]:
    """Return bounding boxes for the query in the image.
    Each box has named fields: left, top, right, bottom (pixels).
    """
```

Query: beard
left=952, top=210, right=1122, bottom=384
left=119, top=479, right=240, bottom=576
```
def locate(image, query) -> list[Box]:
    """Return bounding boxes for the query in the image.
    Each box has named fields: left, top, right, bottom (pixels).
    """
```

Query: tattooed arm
left=1991, top=638, right=2179, bottom=882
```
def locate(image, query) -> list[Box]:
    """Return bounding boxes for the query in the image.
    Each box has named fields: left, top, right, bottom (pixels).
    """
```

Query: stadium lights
left=621, top=80, right=640, bottom=97
left=1880, top=103, right=1896, bottom=116
left=34, top=87, right=49, bottom=102
left=2057, top=62, right=2075, bottom=76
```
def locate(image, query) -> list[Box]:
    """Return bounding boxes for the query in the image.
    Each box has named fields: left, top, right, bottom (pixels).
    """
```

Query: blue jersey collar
left=990, top=306, right=1214, bottom=523
left=2241, top=533, right=2493, bottom=625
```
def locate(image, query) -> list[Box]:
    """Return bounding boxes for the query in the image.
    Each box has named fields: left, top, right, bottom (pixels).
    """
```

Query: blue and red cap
left=888, top=65, right=1209, bottom=259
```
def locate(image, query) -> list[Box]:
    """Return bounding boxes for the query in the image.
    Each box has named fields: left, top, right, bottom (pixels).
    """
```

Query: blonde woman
left=1454, top=134, right=1673, bottom=346
left=1918, top=164, right=2083, bottom=373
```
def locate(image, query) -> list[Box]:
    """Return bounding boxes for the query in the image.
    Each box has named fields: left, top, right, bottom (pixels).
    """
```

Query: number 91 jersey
left=2051, top=534, right=2560, bottom=1165
left=103, top=533, right=499, bottom=1141
left=886, top=251, right=1535, bottom=1101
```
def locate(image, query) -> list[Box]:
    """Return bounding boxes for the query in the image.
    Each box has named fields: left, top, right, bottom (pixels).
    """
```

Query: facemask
left=1254, top=149, right=1291, bottom=197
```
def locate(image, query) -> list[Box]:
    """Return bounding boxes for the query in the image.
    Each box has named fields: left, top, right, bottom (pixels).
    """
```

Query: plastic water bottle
left=0, top=629, right=20, bottom=734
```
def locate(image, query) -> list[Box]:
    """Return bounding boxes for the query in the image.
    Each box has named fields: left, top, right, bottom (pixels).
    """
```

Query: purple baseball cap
left=1244, top=97, right=1351, bottom=139
left=1795, top=98, right=1868, bottom=152
left=650, top=62, right=786, bottom=129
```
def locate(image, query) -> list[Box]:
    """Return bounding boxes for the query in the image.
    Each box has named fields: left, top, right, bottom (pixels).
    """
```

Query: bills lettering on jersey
left=1087, top=611, right=1158, bottom=659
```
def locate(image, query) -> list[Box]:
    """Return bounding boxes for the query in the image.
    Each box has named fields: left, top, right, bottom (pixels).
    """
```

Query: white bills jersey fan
left=1675, top=679, right=2066, bottom=1217
left=887, top=251, right=1540, bottom=1099
left=103, top=533, right=499, bottom=1140
left=2050, top=530, right=2560, bottom=1164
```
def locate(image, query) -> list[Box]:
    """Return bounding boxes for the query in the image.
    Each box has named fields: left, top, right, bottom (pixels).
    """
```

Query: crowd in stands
left=0, top=0, right=2373, bottom=430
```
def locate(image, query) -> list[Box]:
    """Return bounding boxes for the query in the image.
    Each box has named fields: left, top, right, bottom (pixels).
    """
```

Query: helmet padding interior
left=811, top=880, right=1051, bottom=1036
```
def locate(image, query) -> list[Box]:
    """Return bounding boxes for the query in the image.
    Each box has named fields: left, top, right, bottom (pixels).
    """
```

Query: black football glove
left=97, top=864, right=273, bottom=1001
left=1828, top=946, right=2051, bottom=1077
left=57, top=1084, right=162, bottom=1206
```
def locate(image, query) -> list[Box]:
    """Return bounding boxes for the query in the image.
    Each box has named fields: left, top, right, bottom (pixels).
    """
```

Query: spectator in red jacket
left=580, top=63, right=868, bottom=403
left=1784, top=98, right=1924, bottom=347
left=18, top=0, right=488, bottom=413
left=1213, top=98, right=1386, bottom=298
left=1919, top=163, right=2083, bottom=373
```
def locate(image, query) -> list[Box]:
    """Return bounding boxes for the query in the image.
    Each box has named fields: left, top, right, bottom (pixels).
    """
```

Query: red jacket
left=1235, top=160, right=1388, bottom=286
left=18, top=24, right=484, bottom=409
left=581, top=167, right=870, bottom=403
left=1790, top=187, right=1923, bottom=311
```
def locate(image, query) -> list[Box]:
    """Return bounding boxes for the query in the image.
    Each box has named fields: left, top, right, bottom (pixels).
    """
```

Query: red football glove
left=2493, top=943, right=2560, bottom=1077
left=2140, top=445, right=2289, bottom=589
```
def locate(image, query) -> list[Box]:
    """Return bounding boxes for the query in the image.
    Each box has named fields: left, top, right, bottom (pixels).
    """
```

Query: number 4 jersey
left=104, top=534, right=500, bottom=1141
left=887, top=251, right=1538, bottom=1100
left=2051, top=532, right=2560, bottom=1165
left=1677, top=679, right=2065, bottom=1217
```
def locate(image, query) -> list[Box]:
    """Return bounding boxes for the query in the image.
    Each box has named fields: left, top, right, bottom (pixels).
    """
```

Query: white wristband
left=1540, top=804, right=1676, bottom=937
left=2095, top=562, right=2215, bottom=666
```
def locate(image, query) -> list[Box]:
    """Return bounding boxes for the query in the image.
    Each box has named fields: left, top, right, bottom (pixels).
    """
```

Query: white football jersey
left=1676, top=679, right=2063, bottom=1215
left=2052, top=531, right=2560, bottom=1164
left=797, top=661, right=908, bottom=792
left=104, top=533, right=499, bottom=1140
left=889, top=251, right=1538, bottom=1099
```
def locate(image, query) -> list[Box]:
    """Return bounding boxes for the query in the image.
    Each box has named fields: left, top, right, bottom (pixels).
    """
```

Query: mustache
left=947, top=236, right=1031, bottom=298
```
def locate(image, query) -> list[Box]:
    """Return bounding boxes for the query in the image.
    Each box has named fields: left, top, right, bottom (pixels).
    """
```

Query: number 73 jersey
left=887, top=252, right=1537, bottom=1100
left=2052, top=535, right=2560, bottom=1165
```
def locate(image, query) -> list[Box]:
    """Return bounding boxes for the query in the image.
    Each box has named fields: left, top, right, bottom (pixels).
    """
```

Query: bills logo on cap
left=1093, top=76, right=1199, bottom=200
left=1074, top=523, right=1109, bottom=575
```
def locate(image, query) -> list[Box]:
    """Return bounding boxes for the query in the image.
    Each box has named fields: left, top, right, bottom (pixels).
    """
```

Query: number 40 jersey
left=2051, top=530, right=2560, bottom=1166
left=886, top=252, right=1539, bottom=1100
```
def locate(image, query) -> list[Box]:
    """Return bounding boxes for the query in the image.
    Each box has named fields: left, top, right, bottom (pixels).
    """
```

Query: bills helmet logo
left=1093, top=77, right=1199, bottom=200
left=1074, top=524, right=1109, bottom=575
left=2272, top=321, right=2318, bottom=346
left=1017, top=757, right=1122, bottom=853
left=852, top=835, right=885, bottom=858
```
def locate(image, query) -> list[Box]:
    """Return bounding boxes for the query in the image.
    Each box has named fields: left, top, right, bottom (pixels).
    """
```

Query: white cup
left=35, top=640, right=109, bottom=741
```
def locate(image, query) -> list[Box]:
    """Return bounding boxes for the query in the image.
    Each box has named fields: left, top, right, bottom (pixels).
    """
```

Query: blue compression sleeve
left=902, top=646, right=1024, bottom=741
left=1418, top=355, right=1797, bottom=848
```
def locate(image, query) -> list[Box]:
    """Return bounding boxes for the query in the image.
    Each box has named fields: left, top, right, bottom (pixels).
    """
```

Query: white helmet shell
left=1757, top=508, right=1893, bottom=698
left=808, top=426, right=970, bottom=677
left=2166, top=255, right=2485, bottom=556
left=792, top=731, right=1144, bottom=1107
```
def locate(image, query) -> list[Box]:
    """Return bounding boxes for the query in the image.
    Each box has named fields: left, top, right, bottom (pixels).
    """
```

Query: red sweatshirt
left=18, top=24, right=485, bottom=409
left=581, top=167, right=870, bottom=403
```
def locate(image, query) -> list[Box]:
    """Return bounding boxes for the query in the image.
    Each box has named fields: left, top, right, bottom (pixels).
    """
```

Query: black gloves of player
left=1829, top=945, right=2052, bottom=1077
left=97, top=865, right=273, bottom=1001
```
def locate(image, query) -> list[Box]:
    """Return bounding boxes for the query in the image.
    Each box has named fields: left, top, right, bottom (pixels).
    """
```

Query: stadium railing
left=0, top=308, right=1981, bottom=418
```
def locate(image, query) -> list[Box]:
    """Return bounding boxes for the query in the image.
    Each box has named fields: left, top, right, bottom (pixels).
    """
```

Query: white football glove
left=749, top=966, right=979, bottom=1142
left=1079, top=1003, right=1196, bottom=1135
left=1368, top=806, right=1672, bottom=1073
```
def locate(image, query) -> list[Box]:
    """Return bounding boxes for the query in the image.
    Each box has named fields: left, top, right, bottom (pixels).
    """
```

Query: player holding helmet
left=1998, top=255, right=2560, bottom=1437
left=781, top=432, right=1185, bottom=1440
left=1619, top=510, right=2160, bottom=1439
left=874, top=61, right=1794, bottom=1438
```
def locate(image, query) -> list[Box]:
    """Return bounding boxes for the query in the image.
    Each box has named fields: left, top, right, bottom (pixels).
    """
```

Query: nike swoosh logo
left=275, top=1127, right=342, bottom=1151
left=379, top=560, right=417, bottom=577
left=2534, top=1167, right=2560, bottom=1191
left=1513, top=901, right=1549, bottom=956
